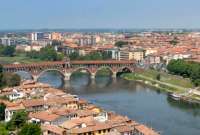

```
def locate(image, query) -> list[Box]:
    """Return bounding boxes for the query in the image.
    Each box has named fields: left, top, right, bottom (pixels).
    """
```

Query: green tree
left=9, top=74, right=21, bottom=86
left=18, top=123, right=41, bottom=135
left=57, top=53, right=64, bottom=61
left=0, top=46, right=4, bottom=56
left=102, top=51, right=112, bottom=60
left=69, top=52, right=80, bottom=60
left=169, top=37, right=179, bottom=46
left=167, top=59, right=200, bottom=86
left=0, top=123, right=8, bottom=135
left=115, top=41, right=128, bottom=48
left=26, top=50, right=40, bottom=59
left=88, top=52, right=102, bottom=60
left=0, top=103, right=6, bottom=121
left=2, top=46, right=15, bottom=56
left=0, top=64, right=3, bottom=88
left=156, top=74, right=161, bottom=81
left=7, top=110, right=27, bottom=130
left=191, top=65, right=200, bottom=86
left=40, top=46, right=57, bottom=61
left=2, top=73, right=21, bottom=87
left=0, top=64, right=3, bottom=73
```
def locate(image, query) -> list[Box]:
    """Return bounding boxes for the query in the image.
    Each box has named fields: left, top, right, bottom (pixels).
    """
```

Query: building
left=8, top=89, right=25, bottom=100
left=58, top=44, right=78, bottom=56
left=5, top=103, right=25, bottom=122
left=16, top=45, right=31, bottom=52
left=118, top=48, right=145, bottom=62
left=77, top=35, right=96, bottom=46
left=51, top=32, right=62, bottom=40
left=0, top=37, right=16, bottom=46
left=31, top=32, right=45, bottom=41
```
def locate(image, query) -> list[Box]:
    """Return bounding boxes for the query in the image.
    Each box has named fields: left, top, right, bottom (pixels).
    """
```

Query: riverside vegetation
left=122, top=69, right=193, bottom=93
left=121, top=60, right=200, bottom=102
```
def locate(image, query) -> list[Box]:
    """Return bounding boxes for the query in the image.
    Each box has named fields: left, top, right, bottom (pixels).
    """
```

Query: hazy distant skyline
left=1, top=0, right=200, bottom=30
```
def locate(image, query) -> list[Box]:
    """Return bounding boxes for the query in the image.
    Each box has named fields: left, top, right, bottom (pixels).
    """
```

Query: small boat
left=168, top=93, right=181, bottom=101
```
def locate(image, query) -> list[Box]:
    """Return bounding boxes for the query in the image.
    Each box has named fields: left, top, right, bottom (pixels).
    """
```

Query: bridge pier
left=32, top=75, right=38, bottom=82
left=90, top=78, right=96, bottom=85
left=112, top=72, right=117, bottom=78
left=64, top=73, right=71, bottom=81
left=90, top=73, right=96, bottom=79
left=112, top=72, right=117, bottom=83
left=64, top=80, right=71, bottom=89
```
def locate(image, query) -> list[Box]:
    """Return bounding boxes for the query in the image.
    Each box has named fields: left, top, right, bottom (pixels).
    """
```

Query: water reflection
left=70, top=73, right=91, bottom=89
left=37, top=71, right=64, bottom=88
left=15, top=71, right=33, bottom=80
left=167, top=97, right=200, bottom=117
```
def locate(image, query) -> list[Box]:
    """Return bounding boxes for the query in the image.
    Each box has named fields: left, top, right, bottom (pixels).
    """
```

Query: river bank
left=122, top=69, right=200, bottom=103
left=0, top=53, right=42, bottom=64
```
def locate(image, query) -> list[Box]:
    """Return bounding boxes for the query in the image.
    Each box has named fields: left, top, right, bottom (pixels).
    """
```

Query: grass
left=137, top=69, right=194, bottom=88
left=122, top=69, right=194, bottom=93
left=0, top=53, right=42, bottom=64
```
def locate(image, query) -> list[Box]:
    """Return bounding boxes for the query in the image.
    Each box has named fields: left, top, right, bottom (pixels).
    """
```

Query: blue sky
left=0, top=0, right=200, bottom=29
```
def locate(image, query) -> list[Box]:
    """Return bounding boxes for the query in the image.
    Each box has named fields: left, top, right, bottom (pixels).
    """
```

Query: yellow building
left=119, top=48, right=145, bottom=62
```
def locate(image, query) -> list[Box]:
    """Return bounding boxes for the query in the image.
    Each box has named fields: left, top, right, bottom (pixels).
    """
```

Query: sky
left=1, top=0, right=200, bottom=29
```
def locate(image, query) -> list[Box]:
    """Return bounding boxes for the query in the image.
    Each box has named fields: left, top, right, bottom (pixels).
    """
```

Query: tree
left=169, top=37, right=179, bottom=46
left=0, top=64, right=3, bottom=73
left=115, top=41, right=128, bottom=48
left=69, top=52, right=80, bottom=60
left=0, top=46, right=4, bottom=56
left=0, top=103, right=6, bottom=121
left=2, top=73, right=21, bottom=87
left=18, top=123, right=41, bottom=135
left=2, top=46, right=15, bottom=56
left=57, top=53, right=64, bottom=61
left=0, top=123, right=8, bottom=135
left=191, top=65, right=200, bottom=86
left=40, top=46, right=58, bottom=61
left=7, top=110, right=27, bottom=130
left=26, top=50, right=40, bottom=59
left=102, top=51, right=112, bottom=60
left=9, top=74, right=21, bottom=86
left=0, top=64, right=3, bottom=88
left=88, top=52, right=102, bottom=60
left=167, top=59, right=200, bottom=86
left=156, top=74, right=161, bottom=81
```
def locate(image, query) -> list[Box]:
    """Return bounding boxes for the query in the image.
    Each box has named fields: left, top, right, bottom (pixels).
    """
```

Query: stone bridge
left=2, top=60, right=135, bottom=81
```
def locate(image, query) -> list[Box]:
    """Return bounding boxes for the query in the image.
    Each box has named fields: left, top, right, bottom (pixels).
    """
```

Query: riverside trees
left=26, top=45, right=64, bottom=61
left=69, top=51, right=112, bottom=60
left=0, top=64, right=21, bottom=88
left=167, top=59, right=200, bottom=86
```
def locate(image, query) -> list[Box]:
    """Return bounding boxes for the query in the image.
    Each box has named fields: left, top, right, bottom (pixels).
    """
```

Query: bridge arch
left=70, top=67, right=93, bottom=78
left=116, top=66, right=133, bottom=77
left=95, top=66, right=114, bottom=77
left=14, top=71, right=34, bottom=81
left=37, top=69, right=65, bottom=81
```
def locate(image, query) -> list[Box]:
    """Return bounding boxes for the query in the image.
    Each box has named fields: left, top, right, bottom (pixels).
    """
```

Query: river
left=20, top=71, right=200, bottom=135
